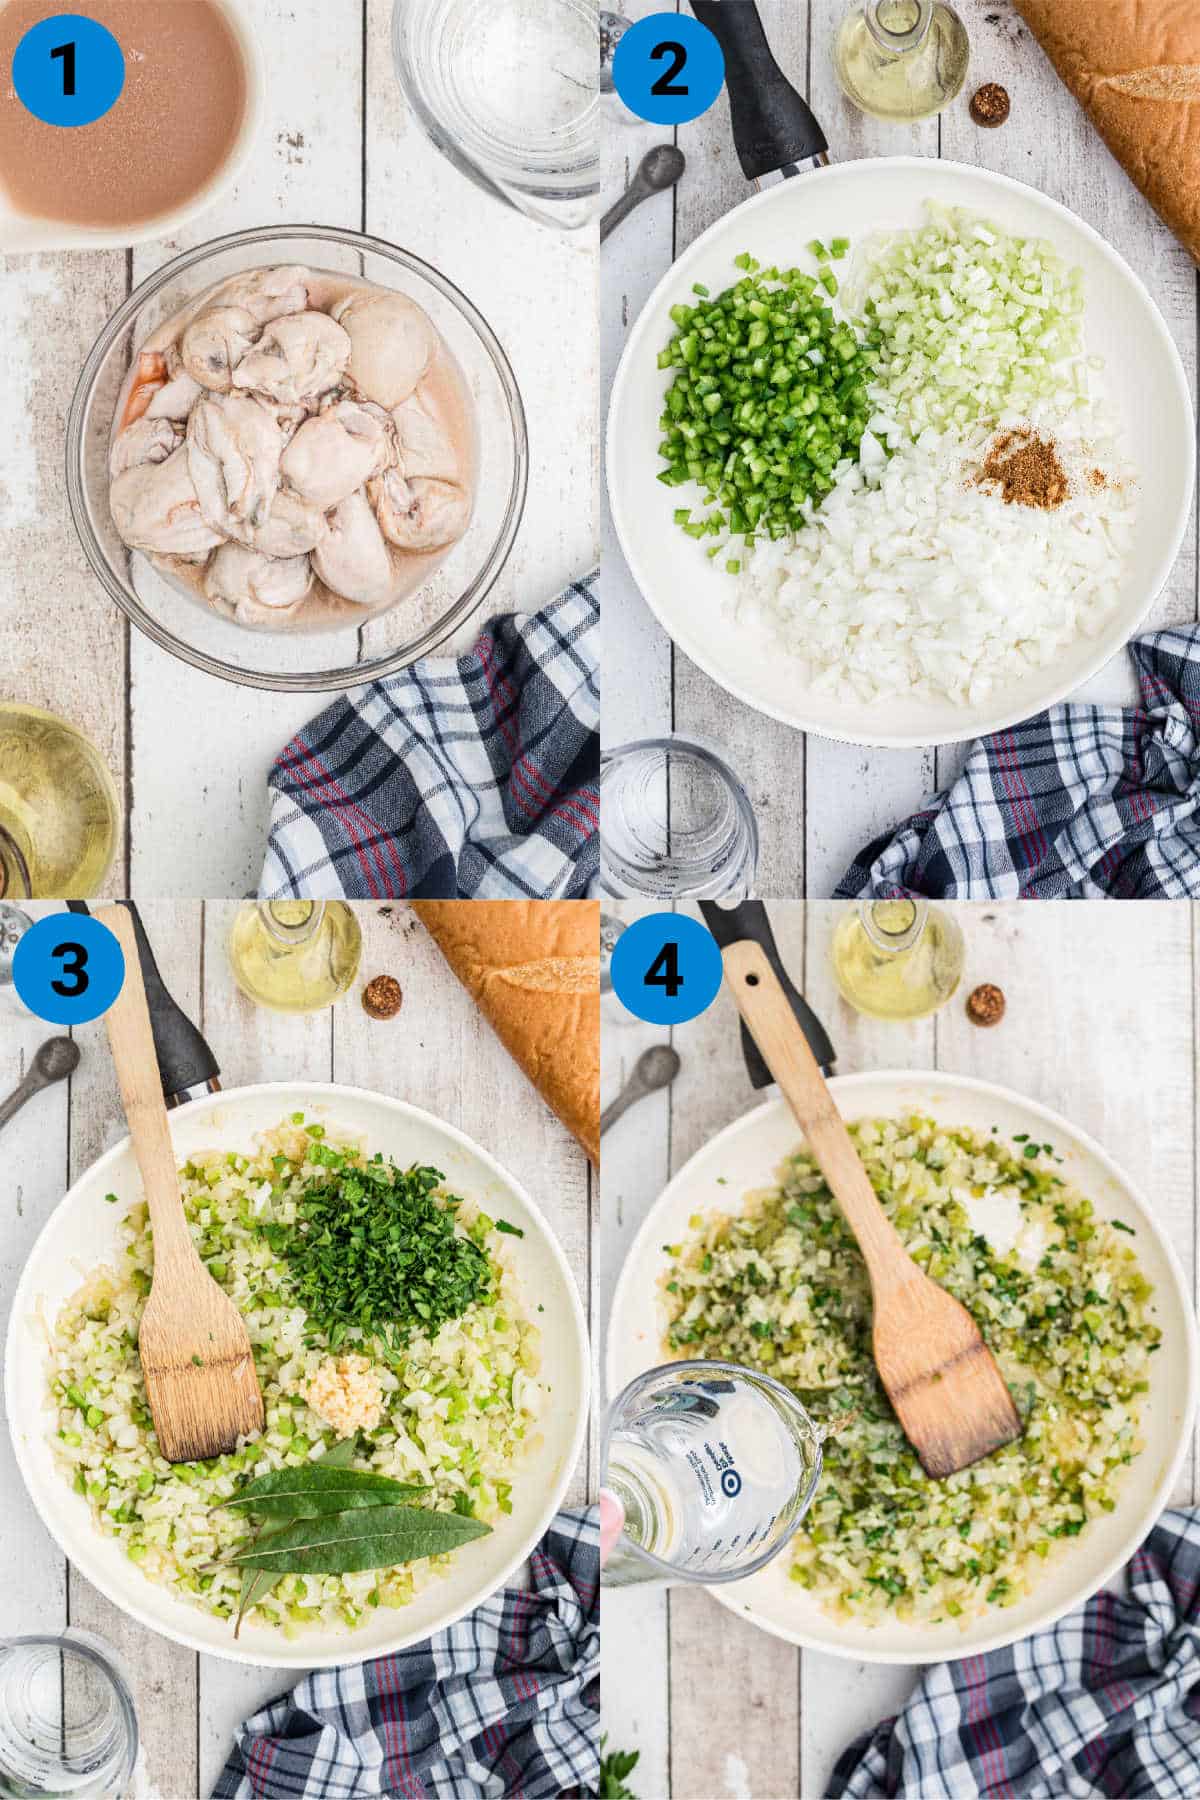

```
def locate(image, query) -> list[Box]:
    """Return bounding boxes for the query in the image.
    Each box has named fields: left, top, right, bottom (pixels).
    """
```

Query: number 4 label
left=610, top=914, right=723, bottom=1026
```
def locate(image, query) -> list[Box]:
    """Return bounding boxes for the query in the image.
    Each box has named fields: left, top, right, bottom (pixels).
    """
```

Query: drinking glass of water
left=601, top=1360, right=823, bottom=1588
left=0, top=1634, right=137, bottom=1799
left=600, top=736, right=759, bottom=901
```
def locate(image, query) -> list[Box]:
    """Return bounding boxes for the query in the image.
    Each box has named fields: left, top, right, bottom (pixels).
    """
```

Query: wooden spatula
left=720, top=933, right=1022, bottom=1479
left=103, top=905, right=264, bottom=1463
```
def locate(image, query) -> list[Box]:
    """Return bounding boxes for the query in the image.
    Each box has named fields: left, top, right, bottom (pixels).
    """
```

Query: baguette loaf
left=1015, top=0, right=1200, bottom=263
left=412, top=901, right=600, bottom=1166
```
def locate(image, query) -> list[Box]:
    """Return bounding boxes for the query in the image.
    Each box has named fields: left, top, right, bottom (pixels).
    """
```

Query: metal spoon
left=0, top=1036, right=80, bottom=1136
left=601, top=144, right=687, bottom=243
left=599, top=10, right=632, bottom=95
left=601, top=1043, right=681, bottom=1137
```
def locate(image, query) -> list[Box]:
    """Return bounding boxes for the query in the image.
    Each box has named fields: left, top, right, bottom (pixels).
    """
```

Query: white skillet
left=7, top=1081, right=590, bottom=1669
left=607, top=1070, right=1198, bottom=1663
left=607, top=10, right=1194, bottom=749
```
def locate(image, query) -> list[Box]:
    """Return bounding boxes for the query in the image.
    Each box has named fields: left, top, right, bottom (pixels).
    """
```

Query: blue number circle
left=611, top=13, right=725, bottom=128
left=12, top=14, right=126, bottom=128
left=13, top=913, right=125, bottom=1027
left=610, top=912, right=723, bottom=1027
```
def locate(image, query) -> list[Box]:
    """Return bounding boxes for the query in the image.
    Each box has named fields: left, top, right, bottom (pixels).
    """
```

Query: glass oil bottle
left=227, top=901, right=363, bottom=1014
left=0, top=703, right=121, bottom=899
left=834, top=1, right=970, bottom=124
left=831, top=898, right=965, bottom=1021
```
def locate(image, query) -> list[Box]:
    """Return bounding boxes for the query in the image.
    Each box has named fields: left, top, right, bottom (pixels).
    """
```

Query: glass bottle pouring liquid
left=831, top=898, right=965, bottom=1020
left=0, top=705, right=121, bottom=900
left=227, top=901, right=363, bottom=1015
left=834, top=1, right=970, bottom=123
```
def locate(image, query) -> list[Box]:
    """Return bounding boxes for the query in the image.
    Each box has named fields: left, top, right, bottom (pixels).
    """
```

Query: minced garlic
left=304, top=1353, right=384, bottom=1436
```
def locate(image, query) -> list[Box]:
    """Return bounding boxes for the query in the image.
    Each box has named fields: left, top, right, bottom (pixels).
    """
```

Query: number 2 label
left=610, top=14, right=725, bottom=127
left=649, top=40, right=688, bottom=97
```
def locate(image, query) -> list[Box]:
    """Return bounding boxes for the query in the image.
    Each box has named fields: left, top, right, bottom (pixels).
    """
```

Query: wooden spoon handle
left=721, top=938, right=908, bottom=1290
left=102, top=905, right=196, bottom=1271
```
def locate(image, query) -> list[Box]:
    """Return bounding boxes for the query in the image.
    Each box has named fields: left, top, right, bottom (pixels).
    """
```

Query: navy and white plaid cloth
left=259, top=578, right=598, bottom=901
left=836, top=628, right=1200, bottom=900
left=830, top=1509, right=1200, bottom=1800
left=212, top=1507, right=599, bottom=1800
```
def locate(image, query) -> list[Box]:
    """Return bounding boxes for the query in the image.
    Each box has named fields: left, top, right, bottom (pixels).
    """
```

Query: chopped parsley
left=262, top=1150, right=490, bottom=1352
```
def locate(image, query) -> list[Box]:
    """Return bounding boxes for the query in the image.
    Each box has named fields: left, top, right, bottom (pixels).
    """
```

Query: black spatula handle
left=698, top=900, right=836, bottom=1086
left=690, top=1, right=828, bottom=180
left=66, top=900, right=220, bottom=1105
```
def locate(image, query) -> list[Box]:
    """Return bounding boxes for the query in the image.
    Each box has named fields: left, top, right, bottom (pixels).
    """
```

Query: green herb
left=263, top=1157, right=489, bottom=1352
left=1111, top=1220, right=1136, bottom=1235
left=599, top=1739, right=641, bottom=1799
left=231, top=1504, right=490, bottom=1576
left=222, top=1465, right=428, bottom=1520
left=234, top=1437, right=358, bottom=1637
left=495, top=1219, right=524, bottom=1238
left=104, top=1192, right=119, bottom=1205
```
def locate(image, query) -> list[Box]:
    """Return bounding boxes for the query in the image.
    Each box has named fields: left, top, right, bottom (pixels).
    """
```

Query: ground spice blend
left=978, top=430, right=1069, bottom=510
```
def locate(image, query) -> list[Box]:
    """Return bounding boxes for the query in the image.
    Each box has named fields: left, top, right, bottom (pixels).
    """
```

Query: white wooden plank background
left=599, top=899, right=1199, bottom=1798
left=0, top=2, right=597, bottom=900
left=602, top=0, right=1200, bottom=898
left=0, top=900, right=594, bottom=1798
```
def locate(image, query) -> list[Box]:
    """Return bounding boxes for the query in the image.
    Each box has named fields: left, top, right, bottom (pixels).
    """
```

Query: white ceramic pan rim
left=607, top=157, right=1196, bottom=750
left=606, top=1069, right=1198, bottom=1663
left=6, top=1081, right=590, bottom=1669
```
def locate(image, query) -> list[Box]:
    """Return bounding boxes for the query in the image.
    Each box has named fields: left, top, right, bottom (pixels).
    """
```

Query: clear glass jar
left=601, top=1360, right=824, bottom=1589
left=393, top=0, right=600, bottom=231
left=227, top=900, right=363, bottom=1014
left=600, top=736, right=759, bottom=901
left=0, top=1632, right=138, bottom=1800
left=831, top=898, right=965, bottom=1020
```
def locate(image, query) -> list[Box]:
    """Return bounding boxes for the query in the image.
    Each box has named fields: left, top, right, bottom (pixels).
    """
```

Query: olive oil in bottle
left=831, top=899, right=965, bottom=1021
left=834, top=1, right=970, bottom=124
left=0, top=704, right=121, bottom=899
left=227, top=901, right=363, bottom=1014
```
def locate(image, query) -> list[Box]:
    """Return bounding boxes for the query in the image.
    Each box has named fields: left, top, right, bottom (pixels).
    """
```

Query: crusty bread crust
left=412, top=901, right=600, bottom=1166
left=1015, top=0, right=1200, bottom=262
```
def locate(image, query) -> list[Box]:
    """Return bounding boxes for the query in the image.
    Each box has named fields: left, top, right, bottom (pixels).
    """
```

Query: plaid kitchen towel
left=836, top=627, right=1200, bottom=900
left=259, top=577, right=599, bottom=901
left=828, top=1508, right=1200, bottom=1800
left=211, top=1507, right=599, bottom=1800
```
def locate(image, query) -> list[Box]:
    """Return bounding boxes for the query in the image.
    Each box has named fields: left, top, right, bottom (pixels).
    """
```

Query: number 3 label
left=611, top=13, right=725, bottom=127
left=12, top=14, right=126, bottom=129
left=609, top=913, right=724, bottom=1026
left=12, top=914, right=125, bottom=1026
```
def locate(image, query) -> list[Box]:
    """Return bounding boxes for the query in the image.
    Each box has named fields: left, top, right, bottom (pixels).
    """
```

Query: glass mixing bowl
left=65, top=226, right=528, bottom=692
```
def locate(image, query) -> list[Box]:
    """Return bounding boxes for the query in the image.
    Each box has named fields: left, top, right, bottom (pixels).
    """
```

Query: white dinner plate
left=607, top=1070, right=1197, bottom=1663
left=6, top=1082, right=590, bottom=1668
left=607, top=158, right=1195, bottom=748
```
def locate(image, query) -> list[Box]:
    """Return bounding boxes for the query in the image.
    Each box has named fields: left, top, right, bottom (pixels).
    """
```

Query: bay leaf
left=231, top=1503, right=491, bottom=1575
left=224, top=1465, right=428, bottom=1519
left=231, top=1436, right=358, bottom=1636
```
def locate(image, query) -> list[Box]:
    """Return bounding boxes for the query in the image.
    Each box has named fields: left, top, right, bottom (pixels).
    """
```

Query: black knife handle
left=698, top=900, right=836, bottom=1084
left=690, top=1, right=828, bottom=180
left=66, top=900, right=220, bottom=1103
